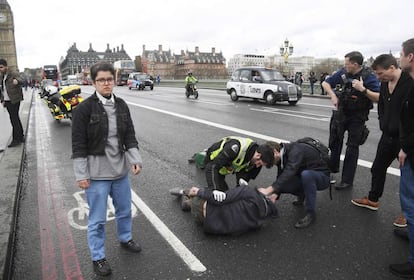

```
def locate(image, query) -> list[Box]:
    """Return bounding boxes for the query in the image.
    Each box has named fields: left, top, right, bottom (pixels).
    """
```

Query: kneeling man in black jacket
left=258, top=140, right=331, bottom=229
left=170, top=185, right=278, bottom=235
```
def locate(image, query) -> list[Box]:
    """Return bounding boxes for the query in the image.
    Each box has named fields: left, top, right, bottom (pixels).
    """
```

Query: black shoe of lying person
left=169, top=187, right=184, bottom=197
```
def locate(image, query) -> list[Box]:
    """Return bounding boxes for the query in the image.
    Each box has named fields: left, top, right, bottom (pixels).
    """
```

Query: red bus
left=113, top=60, right=135, bottom=86
left=43, top=65, right=59, bottom=86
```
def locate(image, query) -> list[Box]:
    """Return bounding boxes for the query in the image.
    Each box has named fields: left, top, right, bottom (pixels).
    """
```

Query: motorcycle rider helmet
left=188, top=71, right=192, bottom=76
left=45, top=85, right=59, bottom=96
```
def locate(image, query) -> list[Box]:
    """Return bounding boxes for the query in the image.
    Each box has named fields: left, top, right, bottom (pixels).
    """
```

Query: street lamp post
left=279, top=38, right=294, bottom=76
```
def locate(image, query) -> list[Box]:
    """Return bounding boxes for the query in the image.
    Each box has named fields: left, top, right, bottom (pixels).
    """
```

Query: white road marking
left=127, top=101, right=400, bottom=177
left=250, top=107, right=331, bottom=121
left=130, top=191, right=207, bottom=273
left=187, top=99, right=233, bottom=106
left=299, top=101, right=378, bottom=114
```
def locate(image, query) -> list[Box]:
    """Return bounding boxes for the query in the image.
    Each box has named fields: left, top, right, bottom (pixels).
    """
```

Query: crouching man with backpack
left=258, top=138, right=331, bottom=229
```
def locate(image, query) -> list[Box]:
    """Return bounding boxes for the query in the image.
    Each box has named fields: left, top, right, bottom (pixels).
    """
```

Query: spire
left=87, top=43, right=95, bottom=52
left=105, top=43, right=111, bottom=53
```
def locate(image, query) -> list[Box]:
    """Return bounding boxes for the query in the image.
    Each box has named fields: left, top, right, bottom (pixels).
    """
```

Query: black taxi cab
left=226, top=67, right=302, bottom=105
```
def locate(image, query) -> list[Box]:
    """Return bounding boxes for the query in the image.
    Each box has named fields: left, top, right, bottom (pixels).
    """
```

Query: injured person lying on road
left=169, top=185, right=278, bottom=235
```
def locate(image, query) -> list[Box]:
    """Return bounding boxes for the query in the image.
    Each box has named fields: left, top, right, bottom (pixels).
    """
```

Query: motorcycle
left=185, top=82, right=199, bottom=99
left=40, top=84, right=83, bottom=122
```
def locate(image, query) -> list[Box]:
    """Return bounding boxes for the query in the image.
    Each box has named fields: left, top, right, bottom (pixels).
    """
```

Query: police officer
left=322, top=51, right=380, bottom=190
left=204, top=136, right=274, bottom=191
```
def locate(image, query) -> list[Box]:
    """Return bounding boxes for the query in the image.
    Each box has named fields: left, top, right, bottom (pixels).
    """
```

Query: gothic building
left=140, top=45, right=227, bottom=79
left=0, top=0, right=18, bottom=71
left=59, top=43, right=131, bottom=80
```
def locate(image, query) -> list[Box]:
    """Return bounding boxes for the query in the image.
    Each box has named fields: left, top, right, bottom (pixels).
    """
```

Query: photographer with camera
left=322, top=51, right=380, bottom=190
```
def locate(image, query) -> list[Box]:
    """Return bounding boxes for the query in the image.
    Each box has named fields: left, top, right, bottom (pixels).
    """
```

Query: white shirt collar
left=96, top=91, right=114, bottom=105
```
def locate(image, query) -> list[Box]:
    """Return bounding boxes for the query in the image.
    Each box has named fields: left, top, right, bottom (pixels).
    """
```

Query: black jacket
left=272, top=142, right=330, bottom=194
left=378, top=71, right=412, bottom=137
left=71, top=92, right=138, bottom=158
left=400, top=77, right=414, bottom=169
left=198, top=185, right=277, bottom=235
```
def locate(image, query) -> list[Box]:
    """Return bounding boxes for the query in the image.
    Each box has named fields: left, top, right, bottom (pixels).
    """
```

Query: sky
left=8, top=0, right=414, bottom=69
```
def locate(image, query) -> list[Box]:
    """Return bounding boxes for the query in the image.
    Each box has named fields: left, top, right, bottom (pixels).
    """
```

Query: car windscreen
left=261, top=70, right=285, bottom=81
left=135, top=74, right=147, bottom=80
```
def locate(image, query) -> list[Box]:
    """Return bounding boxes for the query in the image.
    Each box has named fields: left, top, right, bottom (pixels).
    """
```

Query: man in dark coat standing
left=0, top=58, right=24, bottom=147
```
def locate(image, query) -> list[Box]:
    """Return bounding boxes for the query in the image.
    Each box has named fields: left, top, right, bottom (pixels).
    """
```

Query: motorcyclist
left=185, top=71, right=198, bottom=94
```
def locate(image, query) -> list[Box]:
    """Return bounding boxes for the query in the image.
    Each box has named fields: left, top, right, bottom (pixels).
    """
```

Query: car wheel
left=288, top=101, right=298, bottom=105
left=230, top=89, right=238, bottom=101
left=265, top=92, right=276, bottom=105
left=128, top=87, right=131, bottom=90
left=150, top=86, right=154, bottom=90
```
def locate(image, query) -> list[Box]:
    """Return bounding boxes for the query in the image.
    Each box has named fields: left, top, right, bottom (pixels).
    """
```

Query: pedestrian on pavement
left=199, top=136, right=275, bottom=192
left=71, top=62, right=143, bottom=277
left=320, top=72, right=328, bottom=95
left=389, top=38, right=414, bottom=279
left=322, top=51, right=380, bottom=190
left=156, top=74, right=161, bottom=85
left=0, top=59, right=24, bottom=147
left=257, top=139, right=331, bottom=229
left=309, top=71, right=317, bottom=95
left=351, top=55, right=412, bottom=229
left=169, top=185, right=278, bottom=235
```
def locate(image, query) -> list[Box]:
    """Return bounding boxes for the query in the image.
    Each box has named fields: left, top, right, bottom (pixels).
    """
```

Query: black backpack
left=296, top=137, right=332, bottom=199
left=296, top=137, right=330, bottom=167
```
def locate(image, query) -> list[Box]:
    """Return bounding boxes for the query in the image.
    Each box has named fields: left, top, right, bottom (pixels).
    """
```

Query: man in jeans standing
left=389, top=38, right=414, bottom=279
left=0, top=59, right=24, bottom=147
left=72, top=62, right=143, bottom=276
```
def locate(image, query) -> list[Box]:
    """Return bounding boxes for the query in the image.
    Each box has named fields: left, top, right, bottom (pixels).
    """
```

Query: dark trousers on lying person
left=280, top=170, right=330, bottom=213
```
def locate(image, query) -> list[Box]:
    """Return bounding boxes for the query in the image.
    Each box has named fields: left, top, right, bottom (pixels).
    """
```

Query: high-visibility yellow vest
left=209, top=136, right=254, bottom=175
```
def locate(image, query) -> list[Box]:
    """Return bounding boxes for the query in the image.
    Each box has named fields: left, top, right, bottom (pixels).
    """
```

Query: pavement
left=0, top=88, right=32, bottom=280
left=0, top=88, right=326, bottom=279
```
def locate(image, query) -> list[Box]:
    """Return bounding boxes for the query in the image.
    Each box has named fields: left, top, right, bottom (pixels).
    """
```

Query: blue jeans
left=85, top=174, right=132, bottom=261
left=280, top=170, right=330, bottom=214
left=400, top=160, right=414, bottom=264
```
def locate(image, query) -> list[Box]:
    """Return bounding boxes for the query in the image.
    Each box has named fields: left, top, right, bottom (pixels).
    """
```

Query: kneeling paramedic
left=258, top=140, right=330, bottom=229
left=202, top=136, right=275, bottom=191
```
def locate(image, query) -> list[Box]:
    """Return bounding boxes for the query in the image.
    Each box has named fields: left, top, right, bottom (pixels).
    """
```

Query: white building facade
left=227, top=54, right=271, bottom=74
